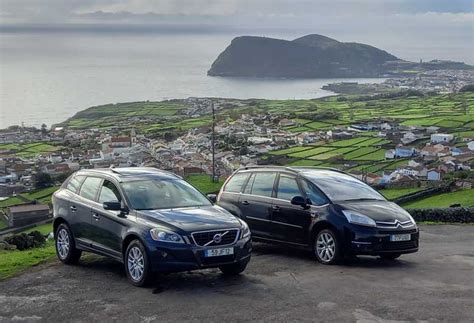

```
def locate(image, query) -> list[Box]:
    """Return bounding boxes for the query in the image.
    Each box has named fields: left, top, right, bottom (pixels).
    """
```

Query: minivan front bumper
left=344, top=224, right=419, bottom=255
left=146, top=236, right=252, bottom=273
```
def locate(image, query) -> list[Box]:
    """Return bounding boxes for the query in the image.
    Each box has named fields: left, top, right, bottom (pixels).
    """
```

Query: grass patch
left=401, top=189, right=474, bottom=208
left=0, top=240, right=56, bottom=280
left=186, top=174, right=224, bottom=194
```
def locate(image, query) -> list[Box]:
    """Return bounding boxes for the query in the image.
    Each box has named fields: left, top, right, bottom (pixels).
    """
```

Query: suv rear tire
left=125, top=239, right=152, bottom=287
left=219, top=259, right=249, bottom=275
left=55, top=223, right=82, bottom=265
left=314, top=229, right=341, bottom=265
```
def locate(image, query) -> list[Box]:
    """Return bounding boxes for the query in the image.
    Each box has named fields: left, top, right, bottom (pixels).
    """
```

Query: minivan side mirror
left=291, top=196, right=309, bottom=208
left=207, top=194, right=217, bottom=203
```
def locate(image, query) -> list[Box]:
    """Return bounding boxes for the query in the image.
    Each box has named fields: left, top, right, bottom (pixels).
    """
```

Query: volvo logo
left=213, top=233, right=223, bottom=244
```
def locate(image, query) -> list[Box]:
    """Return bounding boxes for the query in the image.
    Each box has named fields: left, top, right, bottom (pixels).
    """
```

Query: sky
left=0, top=0, right=473, bottom=62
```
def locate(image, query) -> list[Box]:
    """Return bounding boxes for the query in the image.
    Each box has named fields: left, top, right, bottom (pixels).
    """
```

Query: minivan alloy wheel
left=316, top=232, right=336, bottom=262
left=127, top=246, right=145, bottom=281
left=57, top=228, right=70, bottom=260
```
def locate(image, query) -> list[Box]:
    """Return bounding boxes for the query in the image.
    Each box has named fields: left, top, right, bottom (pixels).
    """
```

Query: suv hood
left=337, top=200, right=413, bottom=223
left=138, top=205, right=241, bottom=232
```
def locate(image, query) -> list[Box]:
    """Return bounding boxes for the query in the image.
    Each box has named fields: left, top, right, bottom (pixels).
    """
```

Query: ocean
left=0, top=30, right=407, bottom=128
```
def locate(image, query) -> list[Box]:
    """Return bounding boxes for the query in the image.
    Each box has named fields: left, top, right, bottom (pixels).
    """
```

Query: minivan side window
left=301, top=180, right=329, bottom=206
left=276, top=174, right=301, bottom=201
left=98, top=180, right=122, bottom=204
left=66, top=175, right=85, bottom=194
left=243, top=173, right=255, bottom=194
left=224, top=173, right=250, bottom=193
left=79, top=177, right=103, bottom=201
left=249, top=172, right=276, bottom=197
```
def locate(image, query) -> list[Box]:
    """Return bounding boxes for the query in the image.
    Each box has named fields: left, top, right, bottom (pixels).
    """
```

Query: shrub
left=408, top=208, right=474, bottom=223
left=4, top=231, right=46, bottom=251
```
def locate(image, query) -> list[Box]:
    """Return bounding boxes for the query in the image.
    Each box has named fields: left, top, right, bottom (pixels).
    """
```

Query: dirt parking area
left=0, top=225, right=473, bottom=322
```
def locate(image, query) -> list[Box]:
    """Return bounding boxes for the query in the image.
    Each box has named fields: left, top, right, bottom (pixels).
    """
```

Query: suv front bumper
left=147, top=236, right=252, bottom=273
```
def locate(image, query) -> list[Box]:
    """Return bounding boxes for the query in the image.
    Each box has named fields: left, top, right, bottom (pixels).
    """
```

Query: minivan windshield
left=304, top=171, right=385, bottom=202
left=122, top=178, right=212, bottom=210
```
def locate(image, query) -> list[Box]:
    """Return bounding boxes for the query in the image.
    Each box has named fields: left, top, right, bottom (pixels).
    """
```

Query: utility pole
left=211, top=101, right=217, bottom=183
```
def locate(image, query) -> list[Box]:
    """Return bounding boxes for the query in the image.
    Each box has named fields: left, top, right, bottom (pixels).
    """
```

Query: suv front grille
left=191, top=229, right=239, bottom=247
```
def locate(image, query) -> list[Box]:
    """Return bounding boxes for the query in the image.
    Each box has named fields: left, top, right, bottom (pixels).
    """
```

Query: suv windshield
left=122, top=178, right=212, bottom=210
left=305, top=171, right=385, bottom=202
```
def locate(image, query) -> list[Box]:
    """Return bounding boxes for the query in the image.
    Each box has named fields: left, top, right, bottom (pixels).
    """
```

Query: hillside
left=208, top=34, right=472, bottom=78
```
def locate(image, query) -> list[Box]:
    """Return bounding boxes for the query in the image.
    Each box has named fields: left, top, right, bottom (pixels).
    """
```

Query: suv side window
left=79, top=177, right=102, bottom=201
left=301, top=180, right=329, bottom=206
left=249, top=172, right=276, bottom=197
left=66, top=175, right=85, bottom=194
left=243, top=173, right=255, bottom=194
left=224, top=173, right=250, bottom=193
left=98, top=180, right=122, bottom=204
left=276, top=174, right=302, bottom=201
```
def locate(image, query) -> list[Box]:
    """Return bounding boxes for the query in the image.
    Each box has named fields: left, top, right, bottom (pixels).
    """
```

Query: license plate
left=205, top=247, right=234, bottom=258
left=390, top=234, right=411, bottom=242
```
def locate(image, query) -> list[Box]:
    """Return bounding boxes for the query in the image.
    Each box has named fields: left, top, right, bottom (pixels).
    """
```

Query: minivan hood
left=138, top=205, right=241, bottom=232
left=337, top=200, right=412, bottom=223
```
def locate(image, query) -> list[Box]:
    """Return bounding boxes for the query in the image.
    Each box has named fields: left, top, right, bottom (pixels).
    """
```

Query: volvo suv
left=217, top=166, right=418, bottom=264
left=52, top=167, right=252, bottom=286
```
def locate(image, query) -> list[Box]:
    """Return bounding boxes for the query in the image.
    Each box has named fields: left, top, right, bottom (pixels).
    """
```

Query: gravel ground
left=0, top=225, right=473, bottom=322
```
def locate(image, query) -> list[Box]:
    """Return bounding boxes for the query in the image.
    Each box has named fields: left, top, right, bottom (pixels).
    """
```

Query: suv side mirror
left=291, top=196, right=309, bottom=208
left=207, top=194, right=217, bottom=203
left=103, top=201, right=122, bottom=211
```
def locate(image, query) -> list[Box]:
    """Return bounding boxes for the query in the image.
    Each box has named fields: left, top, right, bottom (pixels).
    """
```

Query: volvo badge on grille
left=213, top=233, right=223, bottom=244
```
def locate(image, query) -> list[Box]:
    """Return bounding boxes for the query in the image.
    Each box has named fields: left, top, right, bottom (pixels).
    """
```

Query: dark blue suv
left=52, top=167, right=251, bottom=286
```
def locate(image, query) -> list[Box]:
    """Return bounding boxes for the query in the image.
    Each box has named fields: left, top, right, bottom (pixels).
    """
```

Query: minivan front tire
left=314, top=229, right=341, bottom=265
left=55, top=223, right=82, bottom=265
left=125, top=239, right=151, bottom=287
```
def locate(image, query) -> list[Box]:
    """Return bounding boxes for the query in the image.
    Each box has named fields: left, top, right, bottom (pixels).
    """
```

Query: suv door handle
left=272, top=206, right=280, bottom=212
left=92, top=213, right=100, bottom=221
left=70, top=205, right=77, bottom=212
left=241, top=200, right=250, bottom=206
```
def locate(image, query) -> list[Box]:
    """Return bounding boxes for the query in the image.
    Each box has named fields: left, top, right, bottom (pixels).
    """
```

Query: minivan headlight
left=150, top=228, right=185, bottom=243
left=240, top=220, right=251, bottom=239
left=342, top=210, right=376, bottom=227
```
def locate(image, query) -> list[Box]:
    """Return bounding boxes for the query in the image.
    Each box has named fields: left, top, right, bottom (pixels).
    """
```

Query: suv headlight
left=150, top=228, right=185, bottom=243
left=342, top=210, right=376, bottom=227
left=240, top=220, right=251, bottom=239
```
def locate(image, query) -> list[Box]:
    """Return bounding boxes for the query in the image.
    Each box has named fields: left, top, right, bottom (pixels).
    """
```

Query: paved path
left=1, top=225, right=473, bottom=322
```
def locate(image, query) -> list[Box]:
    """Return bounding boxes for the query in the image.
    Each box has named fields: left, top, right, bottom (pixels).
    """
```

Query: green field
left=379, top=187, right=424, bottom=200
left=0, top=142, right=60, bottom=157
left=402, top=189, right=474, bottom=208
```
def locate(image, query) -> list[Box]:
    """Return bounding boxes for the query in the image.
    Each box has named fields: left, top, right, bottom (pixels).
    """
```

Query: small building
left=427, top=169, right=442, bottom=181
left=431, top=133, right=454, bottom=144
left=7, top=204, right=51, bottom=228
left=468, top=141, right=474, bottom=151
left=395, top=146, right=416, bottom=158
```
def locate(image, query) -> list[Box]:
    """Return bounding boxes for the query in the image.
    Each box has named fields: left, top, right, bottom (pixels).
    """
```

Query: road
left=1, top=225, right=473, bottom=322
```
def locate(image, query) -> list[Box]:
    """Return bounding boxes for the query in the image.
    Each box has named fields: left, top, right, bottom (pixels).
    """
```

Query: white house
left=431, top=133, right=454, bottom=144
left=468, top=141, right=474, bottom=151
left=385, top=149, right=395, bottom=159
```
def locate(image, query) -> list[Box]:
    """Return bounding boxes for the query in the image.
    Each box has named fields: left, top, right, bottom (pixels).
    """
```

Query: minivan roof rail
left=238, top=165, right=347, bottom=174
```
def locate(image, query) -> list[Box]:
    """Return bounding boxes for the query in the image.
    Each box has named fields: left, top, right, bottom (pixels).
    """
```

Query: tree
left=34, top=172, right=52, bottom=189
left=41, top=123, right=48, bottom=134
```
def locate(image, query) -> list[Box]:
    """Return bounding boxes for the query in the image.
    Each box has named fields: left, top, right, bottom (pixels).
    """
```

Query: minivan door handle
left=241, top=200, right=250, bottom=206
left=272, top=206, right=280, bottom=212
left=92, top=213, right=100, bottom=221
left=70, top=205, right=77, bottom=212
